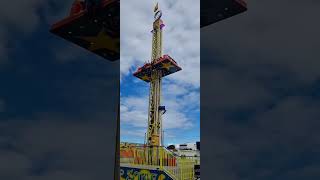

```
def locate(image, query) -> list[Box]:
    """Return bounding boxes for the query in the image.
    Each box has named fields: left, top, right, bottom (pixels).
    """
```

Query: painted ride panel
left=120, top=166, right=173, bottom=180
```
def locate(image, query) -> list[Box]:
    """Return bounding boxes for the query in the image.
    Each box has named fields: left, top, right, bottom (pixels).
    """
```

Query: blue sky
left=120, top=0, right=200, bottom=145
left=1, top=0, right=320, bottom=179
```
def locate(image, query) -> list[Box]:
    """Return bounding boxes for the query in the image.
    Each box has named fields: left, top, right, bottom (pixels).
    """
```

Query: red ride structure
left=50, top=0, right=120, bottom=61
left=133, top=55, right=182, bottom=83
left=201, top=0, right=247, bottom=27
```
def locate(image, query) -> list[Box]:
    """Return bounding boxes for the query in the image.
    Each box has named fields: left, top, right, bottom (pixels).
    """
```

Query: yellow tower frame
left=147, top=3, right=164, bottom=147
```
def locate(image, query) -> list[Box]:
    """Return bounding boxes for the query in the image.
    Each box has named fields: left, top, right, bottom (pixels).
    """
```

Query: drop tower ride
left=133, top=3, right=181, bottom=147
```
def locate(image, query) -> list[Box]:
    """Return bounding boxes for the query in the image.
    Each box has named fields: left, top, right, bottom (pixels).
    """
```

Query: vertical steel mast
left=133, top=3, right=181, bottom=147
left=147, top=3, right=164, bottom=146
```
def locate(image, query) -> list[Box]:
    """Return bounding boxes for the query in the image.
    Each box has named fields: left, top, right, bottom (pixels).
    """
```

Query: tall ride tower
left=133, top=3, right=181, bottom=147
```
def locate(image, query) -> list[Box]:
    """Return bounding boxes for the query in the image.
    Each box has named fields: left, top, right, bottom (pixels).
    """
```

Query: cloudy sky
left=0, top=0, right=118, bottom=179
left=120, top=0, right=200, bottom=145
left=201, top=0, right=320, bottom=179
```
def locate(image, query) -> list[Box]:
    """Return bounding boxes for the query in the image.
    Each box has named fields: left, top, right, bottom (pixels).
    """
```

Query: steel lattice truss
left=133, top=4, right=181, bottom=147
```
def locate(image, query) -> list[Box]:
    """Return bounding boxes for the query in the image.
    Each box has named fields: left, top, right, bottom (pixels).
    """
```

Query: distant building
left=170, top=141, right=200, bottom=151
left=178, top=142, right=198, bottom=150
left=167, top=141, right=200, bottom=165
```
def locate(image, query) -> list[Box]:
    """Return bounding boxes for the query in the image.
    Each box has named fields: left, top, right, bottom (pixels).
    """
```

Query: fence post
left=159, top=147, right=163, bottom=170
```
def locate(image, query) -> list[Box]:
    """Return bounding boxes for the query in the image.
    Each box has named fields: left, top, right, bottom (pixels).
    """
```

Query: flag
left=154, top=2, right=159, bottom=12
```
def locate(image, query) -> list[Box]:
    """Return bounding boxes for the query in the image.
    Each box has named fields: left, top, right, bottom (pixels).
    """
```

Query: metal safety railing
left=120, top=145, right=197, bottom=180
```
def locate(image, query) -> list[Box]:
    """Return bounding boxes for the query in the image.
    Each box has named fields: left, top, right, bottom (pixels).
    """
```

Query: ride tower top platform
left=133, top=55, right=182, bottom=83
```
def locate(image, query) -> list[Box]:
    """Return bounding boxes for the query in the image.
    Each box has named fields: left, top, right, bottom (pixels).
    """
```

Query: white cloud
left=120, top=91, right=195, bottom=132
left=164, top=83, right=188, bottom=96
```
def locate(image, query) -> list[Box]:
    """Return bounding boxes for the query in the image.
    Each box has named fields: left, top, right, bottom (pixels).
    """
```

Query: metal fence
left=120, top=145, right=197, bottom=180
